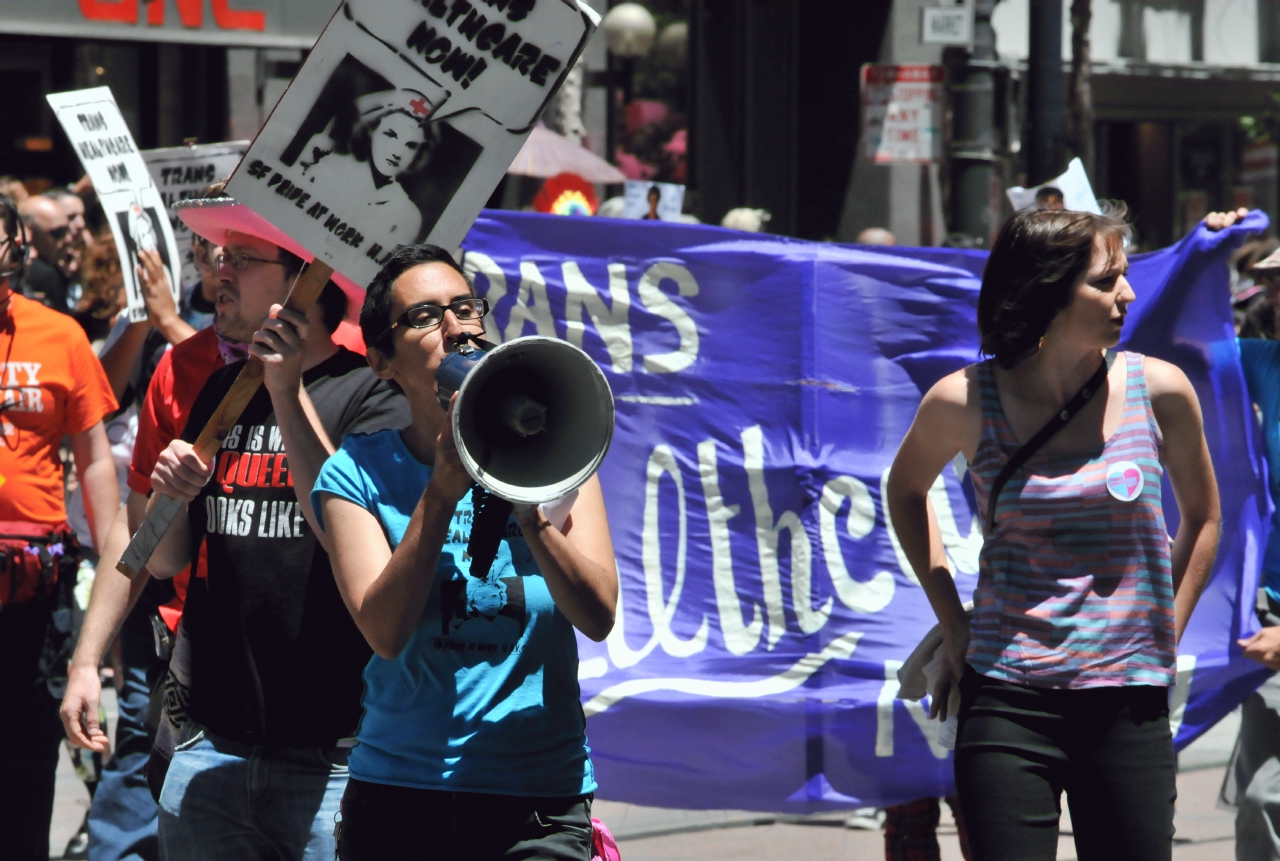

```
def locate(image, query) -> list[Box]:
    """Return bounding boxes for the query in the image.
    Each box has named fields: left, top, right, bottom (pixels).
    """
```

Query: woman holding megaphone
left=313, top=244, right=618, bottom=861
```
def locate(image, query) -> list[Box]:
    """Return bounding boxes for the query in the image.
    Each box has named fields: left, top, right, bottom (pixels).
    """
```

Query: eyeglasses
left=214, top=252, right=289, bottom=271
left=389, top=297, right=489, bottom=334
left=44, top=225, right=70, bottom=241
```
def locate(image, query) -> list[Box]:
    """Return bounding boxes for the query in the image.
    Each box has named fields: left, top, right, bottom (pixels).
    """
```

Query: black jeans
left=954, top=667, right=1176, bottom=861
left=0, top=601, right=66, bottom=861
left=336, top=777, right=593, bottom=861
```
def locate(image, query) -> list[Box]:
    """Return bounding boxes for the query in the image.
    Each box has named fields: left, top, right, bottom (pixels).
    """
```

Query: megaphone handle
left=467, top=486, right=514, bottom=580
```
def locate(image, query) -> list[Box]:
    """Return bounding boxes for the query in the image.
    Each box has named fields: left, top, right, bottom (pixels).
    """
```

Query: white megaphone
left=436, top=334, right=615, bottom=505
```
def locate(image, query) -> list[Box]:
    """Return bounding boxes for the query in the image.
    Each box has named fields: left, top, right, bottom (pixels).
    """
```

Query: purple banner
left=460, top=209, right=1272, bottom=811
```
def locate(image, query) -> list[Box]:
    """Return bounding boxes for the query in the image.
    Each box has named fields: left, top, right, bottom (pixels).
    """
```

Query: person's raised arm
left=60, top=491, right=153, bottom=750
left=321, top=401, right=472, bottom=659
left=138, top=247, right=195, bottom=345
left=514, top=474, right=617, bottom=642
left=885, top=368, right=981, bottom=719
left=69, top=421, right=118, bottom=554
left=144, top=438, right=208, bottom=579
left=1146, top=357, right=1221, bottom=642
left=252, top=304, right=335, bottom=551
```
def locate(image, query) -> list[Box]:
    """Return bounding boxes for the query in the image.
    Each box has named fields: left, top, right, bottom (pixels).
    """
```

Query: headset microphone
left=436, top=333, right=615, bottom=576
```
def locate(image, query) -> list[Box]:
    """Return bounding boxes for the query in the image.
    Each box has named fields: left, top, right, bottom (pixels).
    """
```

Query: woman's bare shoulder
left=920, top=365, right=983, bottom=413
left=1140, top=355, right=1196, bottom=400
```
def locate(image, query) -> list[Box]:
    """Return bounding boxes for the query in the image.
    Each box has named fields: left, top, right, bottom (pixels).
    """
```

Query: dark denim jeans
left=336, top=777, right=593, bottom=861
left=158, top=730, right=348, bottom=861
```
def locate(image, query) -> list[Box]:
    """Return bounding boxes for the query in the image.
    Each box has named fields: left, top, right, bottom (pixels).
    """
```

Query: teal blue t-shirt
left=1239, top=338, right=1280, bottom=601
left=312, top=429, right=595, bottom=797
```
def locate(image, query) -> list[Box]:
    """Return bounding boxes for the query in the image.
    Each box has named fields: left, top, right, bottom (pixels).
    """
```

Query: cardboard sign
left=861, top=65, right=945, bottom=165
left=143, top=142, right=249, bottom=288
left=46, top=87, right=182, bottom=323
left=1005, top=157, right=1102, bottom=215
left=622, top=180, right=685, bottom=221
left=227, top=0, right=599, bottom=292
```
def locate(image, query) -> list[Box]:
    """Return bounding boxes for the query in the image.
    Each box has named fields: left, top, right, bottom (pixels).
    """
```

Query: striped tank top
left=967, top=351, right=1176, bottom=689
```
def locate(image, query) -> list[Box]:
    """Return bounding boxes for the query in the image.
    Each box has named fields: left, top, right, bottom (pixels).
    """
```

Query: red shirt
left=0, top=294, right=118, bottom=525
left=129, top=326, right=223, bottom=495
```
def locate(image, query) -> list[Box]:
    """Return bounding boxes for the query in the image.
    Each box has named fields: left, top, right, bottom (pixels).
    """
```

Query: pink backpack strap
left=590, top=817, right=621, bottom=861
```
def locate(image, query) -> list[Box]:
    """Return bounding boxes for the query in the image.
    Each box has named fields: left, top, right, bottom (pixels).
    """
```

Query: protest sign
left=226, top=0, right=599, bottom=293
left=1006, top=157, right=1102, bottom=214
left=460, top=208, right=1271, bottom=811
left=861, top=64, right=945, bottom=165
left=622, top=180, right=685, bottom=221
left=143, top=142, right=248, bottom=289
left=46, top=86, right=181, bottom=322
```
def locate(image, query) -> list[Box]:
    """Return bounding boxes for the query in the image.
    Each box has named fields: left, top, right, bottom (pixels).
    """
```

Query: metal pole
left=948, top=0, right=997, bottom=246
left=1027, top=0, right=1065, bottom=184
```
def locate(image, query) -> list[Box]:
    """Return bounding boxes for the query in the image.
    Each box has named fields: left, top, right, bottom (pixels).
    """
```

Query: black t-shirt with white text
left=178, top=347, right=408, bottom=746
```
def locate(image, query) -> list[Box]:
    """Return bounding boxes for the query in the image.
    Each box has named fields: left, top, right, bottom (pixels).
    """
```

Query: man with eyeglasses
left=75, top=195, right=407, bottom=861
left=17, top=194, right=77, bottom=312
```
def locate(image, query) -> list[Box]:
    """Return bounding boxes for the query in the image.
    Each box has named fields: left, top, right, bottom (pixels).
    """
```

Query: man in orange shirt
left=0, top=194, right=119, bottom=861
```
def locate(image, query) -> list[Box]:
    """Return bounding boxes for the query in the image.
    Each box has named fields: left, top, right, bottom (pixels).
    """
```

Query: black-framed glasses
left=214, top=252, right=289, bottom=271
left=44, top=225, right=70, bottom=241
left=390, top=297, right=489, bottom=333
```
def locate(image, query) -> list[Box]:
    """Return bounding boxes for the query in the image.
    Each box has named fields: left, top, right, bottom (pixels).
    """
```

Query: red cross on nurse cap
left=355, top=87, right=438, bottom=122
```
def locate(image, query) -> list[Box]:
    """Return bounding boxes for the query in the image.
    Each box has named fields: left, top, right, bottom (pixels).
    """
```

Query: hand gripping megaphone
left=435, top=334, right=615, bottom=576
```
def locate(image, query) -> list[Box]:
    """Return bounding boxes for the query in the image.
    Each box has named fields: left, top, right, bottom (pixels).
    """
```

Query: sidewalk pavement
left=49, top=697, right=1241, bottom=860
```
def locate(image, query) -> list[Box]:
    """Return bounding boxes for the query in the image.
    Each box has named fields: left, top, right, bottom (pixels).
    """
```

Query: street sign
left=46, top=86, right=183, bottom=323
left=921, top=6, right=973, bottom=47
left=226, top=0, right=598, bottom=294
left=861, top=65, right=945, bottom=165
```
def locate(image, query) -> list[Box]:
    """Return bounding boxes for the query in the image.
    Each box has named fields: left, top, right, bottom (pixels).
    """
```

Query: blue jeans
left=88, top=610, right=161, bottom=861
left=157, top=730, right=348, bottom=861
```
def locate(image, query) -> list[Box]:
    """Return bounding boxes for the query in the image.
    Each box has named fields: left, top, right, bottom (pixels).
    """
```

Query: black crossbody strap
left=984, top=351, right=1117, bottom=534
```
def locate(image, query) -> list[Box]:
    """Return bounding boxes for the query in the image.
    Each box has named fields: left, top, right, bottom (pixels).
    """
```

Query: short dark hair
left=978, top=203, right=1131, bottom=368
left=361, top=244, right=471, bottom=356
left=273, top=247, right=347, bottom=334
left=1034, top=186, right=1064, bottom=203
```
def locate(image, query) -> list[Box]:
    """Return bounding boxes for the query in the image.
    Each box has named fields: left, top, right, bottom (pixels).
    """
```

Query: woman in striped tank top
left=886, top=205, right=1222, bottom=861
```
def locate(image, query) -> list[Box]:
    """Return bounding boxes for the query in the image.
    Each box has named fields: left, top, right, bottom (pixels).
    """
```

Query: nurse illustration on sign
left=300, top=88, right=443, bottom=243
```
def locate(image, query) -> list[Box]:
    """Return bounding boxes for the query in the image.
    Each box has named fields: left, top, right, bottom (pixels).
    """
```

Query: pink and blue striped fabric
left=968, top=351, right=1177, bottom=689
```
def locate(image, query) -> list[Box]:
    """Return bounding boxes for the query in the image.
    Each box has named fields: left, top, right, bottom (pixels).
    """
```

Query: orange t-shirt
left=0, top=294, right=118, bottom=525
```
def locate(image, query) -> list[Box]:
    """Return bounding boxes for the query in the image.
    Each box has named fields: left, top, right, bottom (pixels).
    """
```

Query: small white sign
left=861, top=65, right=945, bottom=165
left=922, top=7, right=973, bottom=46
left=227, top=0, right=598, bottom=294
left=621, top=181, right=685, bottom=221
left=46, top=86, right=182, bottom=323
left=1005, top=158, right=1102, bottom=215
left=143, top=142, right=249, bottom=289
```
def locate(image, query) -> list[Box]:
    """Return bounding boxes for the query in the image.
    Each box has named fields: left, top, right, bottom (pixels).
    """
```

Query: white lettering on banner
left=503, top=260, right=557, bottom=342
left=642, top=445, right=709, bottom=657
left=875, top=660, right=949, bottom=759
left=467, top=254, right=701, bottom=374
left=697, top=438, right=765, bottom=655
left=462, top=251, right=508, bottom=344
left=563, top=261, right=632, bottom=373
left=820, top=477, right=895, bottom=614
left=880, top=467, right=980, bottom=583
left=637, top=262, right=699, bottom=374
left=742, top=425, right=820, bottom=639
left=584, top=631, right=864, bottom=717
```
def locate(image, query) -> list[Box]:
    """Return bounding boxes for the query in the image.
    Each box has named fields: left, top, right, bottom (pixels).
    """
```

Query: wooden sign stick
left=117, top=260, right=335, bottom=579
